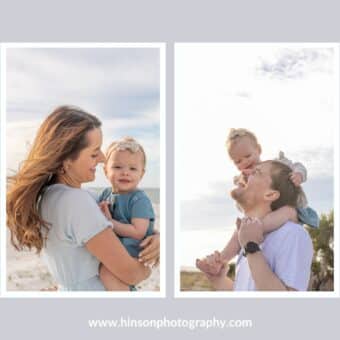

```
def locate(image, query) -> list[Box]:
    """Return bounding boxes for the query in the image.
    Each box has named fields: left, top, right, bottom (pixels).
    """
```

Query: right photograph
left=175, top=44, right=338, bottom=295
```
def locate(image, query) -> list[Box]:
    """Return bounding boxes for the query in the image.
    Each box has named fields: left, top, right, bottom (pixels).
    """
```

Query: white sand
left=7, top=204, right=160, bottom=292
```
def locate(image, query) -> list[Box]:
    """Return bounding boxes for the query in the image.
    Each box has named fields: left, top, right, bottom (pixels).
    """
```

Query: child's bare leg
left=99, top=265, right=130, bottom=291
left=220, top=229, right=241, bottom=262
left=262, top=206, right=298, bottom=234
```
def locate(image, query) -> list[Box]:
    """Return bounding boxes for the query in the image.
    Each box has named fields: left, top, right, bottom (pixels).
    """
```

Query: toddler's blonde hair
left=105, top=137, right=146, bottom=168
left=226, top=128, right=259, bottom=151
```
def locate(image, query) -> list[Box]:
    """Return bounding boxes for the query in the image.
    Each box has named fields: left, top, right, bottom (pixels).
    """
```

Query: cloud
left=257, top=48, right=333, bottom=79
left=6, top=47, right=161, bottom=188
left=6, top=48, right=160, bottom=121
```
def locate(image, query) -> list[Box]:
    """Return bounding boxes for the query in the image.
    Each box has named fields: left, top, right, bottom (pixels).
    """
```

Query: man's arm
left=239, top=217, right=312, bottom=291
left=246, top=252, right=293, bottom=291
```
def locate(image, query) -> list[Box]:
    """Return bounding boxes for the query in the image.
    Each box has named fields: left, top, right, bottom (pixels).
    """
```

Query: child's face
left=228, top=137, right=261, bottom=172
left=105, top=150, right=145, bottom=194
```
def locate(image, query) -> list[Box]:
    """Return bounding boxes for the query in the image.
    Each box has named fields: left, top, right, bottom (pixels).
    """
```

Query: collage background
left=0, top=1, right=340, bottom=339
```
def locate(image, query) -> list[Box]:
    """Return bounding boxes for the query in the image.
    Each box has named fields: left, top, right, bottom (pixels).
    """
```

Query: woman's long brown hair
left=7, top=106, right=101, bottom=253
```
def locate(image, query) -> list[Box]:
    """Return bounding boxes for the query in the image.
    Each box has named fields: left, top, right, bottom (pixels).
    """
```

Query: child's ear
left=264, top=189, right=280, bottom=203
left=141, top=168, right=145, bottom=178
left=257, top=144, right=262, bottom=154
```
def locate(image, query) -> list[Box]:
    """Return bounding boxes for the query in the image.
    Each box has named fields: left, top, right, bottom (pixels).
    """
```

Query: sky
left=175, top=44, right=337, bottom=266
left=6, top=47, right=160, bottom=188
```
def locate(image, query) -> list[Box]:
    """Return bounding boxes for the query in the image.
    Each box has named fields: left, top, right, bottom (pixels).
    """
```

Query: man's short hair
left=267, top=160, right=301, bottom=211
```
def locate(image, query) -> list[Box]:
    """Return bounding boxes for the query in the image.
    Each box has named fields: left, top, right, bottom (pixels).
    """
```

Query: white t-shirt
left=233, top=221, right=313, bottom=291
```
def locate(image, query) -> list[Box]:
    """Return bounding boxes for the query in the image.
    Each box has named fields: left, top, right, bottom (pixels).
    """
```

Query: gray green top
left=39, top=184, right=112, bottom=291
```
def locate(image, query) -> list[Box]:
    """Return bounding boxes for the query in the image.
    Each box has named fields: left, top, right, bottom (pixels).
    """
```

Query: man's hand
left=290, top=172, right=303, bottom=187
left=238, top=217, right=264, bottom=248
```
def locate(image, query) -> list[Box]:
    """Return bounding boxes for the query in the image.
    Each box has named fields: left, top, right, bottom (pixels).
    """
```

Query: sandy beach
left=7, top=204, right=160, bottom=292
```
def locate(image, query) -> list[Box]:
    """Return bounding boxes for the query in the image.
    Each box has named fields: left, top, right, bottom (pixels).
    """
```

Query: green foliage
left=308, top=210, right=334, bottom=291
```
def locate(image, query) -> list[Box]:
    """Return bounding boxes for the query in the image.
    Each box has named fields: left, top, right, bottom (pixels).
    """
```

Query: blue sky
left=6, top=47, right=160, bottom=188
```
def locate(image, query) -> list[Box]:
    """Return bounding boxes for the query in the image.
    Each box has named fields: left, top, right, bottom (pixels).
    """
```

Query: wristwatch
left=243, top=241, right=261, bottom=257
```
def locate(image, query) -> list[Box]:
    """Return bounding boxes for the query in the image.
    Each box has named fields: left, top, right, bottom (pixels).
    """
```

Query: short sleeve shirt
left=233, top=221, right=313, bottom=291
left=39, top=184, right=112, bottom=291
left=98, top=188, right=155, bottom=236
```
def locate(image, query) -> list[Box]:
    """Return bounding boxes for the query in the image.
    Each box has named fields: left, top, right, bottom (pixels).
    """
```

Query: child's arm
left=277, top=151, right=307, bottom=186
left=262, top=206, right=298, bottom=234
left=112, top=217, right=149, bottom=240
left=99, top=201, right=149, bottom=240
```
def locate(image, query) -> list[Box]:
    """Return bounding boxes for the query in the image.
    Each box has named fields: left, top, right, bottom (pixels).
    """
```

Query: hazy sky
left=176, top=44, right=336, bottom=232
left=6, top=47, right=160, bottom=188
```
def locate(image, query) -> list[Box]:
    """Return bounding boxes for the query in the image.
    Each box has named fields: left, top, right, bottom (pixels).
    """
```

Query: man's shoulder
left=265, top=221, right=312, bottom=244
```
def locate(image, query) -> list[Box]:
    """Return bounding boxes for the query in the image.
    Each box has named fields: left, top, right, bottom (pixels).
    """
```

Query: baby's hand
left=290, top=172, right=303, bottom=187
left=196, top=251, right=224, bottom=275
left=99, top=201, right=112, bottom=220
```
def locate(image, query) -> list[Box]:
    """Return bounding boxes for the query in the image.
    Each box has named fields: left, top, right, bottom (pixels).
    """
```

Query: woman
left=7, top=106, right=160, bottom=291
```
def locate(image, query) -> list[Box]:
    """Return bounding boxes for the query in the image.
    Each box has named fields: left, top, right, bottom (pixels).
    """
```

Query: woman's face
left=63, top=128, right=105, bottom=187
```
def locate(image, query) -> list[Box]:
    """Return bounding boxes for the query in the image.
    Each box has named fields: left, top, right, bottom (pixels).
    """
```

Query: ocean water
left=87, top=187, right=160, bottom=204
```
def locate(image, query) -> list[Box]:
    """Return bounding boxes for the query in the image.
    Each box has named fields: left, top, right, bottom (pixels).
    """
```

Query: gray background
left=1, top=0, right=339, bottom=339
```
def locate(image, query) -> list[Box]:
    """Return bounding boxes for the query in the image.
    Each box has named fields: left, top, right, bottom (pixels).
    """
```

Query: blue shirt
left=39, top=184, right=112, bottom=291
left=97, top=188, right=155, bottom=257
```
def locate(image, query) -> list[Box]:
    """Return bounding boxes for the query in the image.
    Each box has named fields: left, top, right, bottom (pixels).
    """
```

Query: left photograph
left=4, top=44, right=164, bottom=295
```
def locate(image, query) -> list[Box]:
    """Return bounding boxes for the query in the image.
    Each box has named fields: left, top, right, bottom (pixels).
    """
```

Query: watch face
left=246, top=241, right=260, bottom=254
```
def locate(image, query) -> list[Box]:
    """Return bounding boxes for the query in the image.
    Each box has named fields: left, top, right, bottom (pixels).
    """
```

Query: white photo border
left=1, top=42, right=166, bottom=299
left=174, top=42, right=340, bottom=298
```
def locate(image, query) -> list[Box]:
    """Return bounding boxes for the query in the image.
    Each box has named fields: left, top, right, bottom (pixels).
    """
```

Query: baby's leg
left=220, top=229, right=241, bottom=262
left=99, top=264, right=130, bottom=291
left=262, top=206, right=298, bottom=233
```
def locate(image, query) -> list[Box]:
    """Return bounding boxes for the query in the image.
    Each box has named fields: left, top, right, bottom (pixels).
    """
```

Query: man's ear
left=264, top=189, right=280, bottom=203
left=103, top=164, right=107, bottom=176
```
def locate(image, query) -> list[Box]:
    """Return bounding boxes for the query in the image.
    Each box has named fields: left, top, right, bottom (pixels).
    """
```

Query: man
left=204, top=160, right=313, bottom=291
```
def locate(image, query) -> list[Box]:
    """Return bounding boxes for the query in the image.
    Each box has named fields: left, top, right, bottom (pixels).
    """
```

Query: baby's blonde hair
left=105, top=137, right=146, bottom=168
left=226, top=128, right=259, bottom=151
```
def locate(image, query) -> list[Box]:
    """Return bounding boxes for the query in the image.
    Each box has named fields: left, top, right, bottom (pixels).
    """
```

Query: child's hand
left=99, top=201, right=112, bottom=220
left=290, top=172, right=303, bottom=187
left=196, top=251, right=224, bottom=275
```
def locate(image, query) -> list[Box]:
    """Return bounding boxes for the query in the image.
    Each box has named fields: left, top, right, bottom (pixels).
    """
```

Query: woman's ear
left=264, top=189, right=280, bottom=203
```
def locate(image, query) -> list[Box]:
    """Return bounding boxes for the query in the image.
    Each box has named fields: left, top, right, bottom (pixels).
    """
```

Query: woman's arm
left=85, top=228, right=151, bottom=285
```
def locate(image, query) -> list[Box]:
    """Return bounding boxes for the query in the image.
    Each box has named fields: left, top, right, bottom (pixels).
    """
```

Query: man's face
left=231, top=161, right=273, bottom=209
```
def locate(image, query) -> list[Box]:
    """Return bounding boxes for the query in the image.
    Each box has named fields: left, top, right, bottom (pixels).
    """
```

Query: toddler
left=98, top=137, right=155, bottom=290
left=196, top=128, right=319, bottom=275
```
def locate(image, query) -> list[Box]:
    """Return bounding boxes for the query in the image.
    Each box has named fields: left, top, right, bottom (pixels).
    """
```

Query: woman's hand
left=139, top=233, right=160, bottom=267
